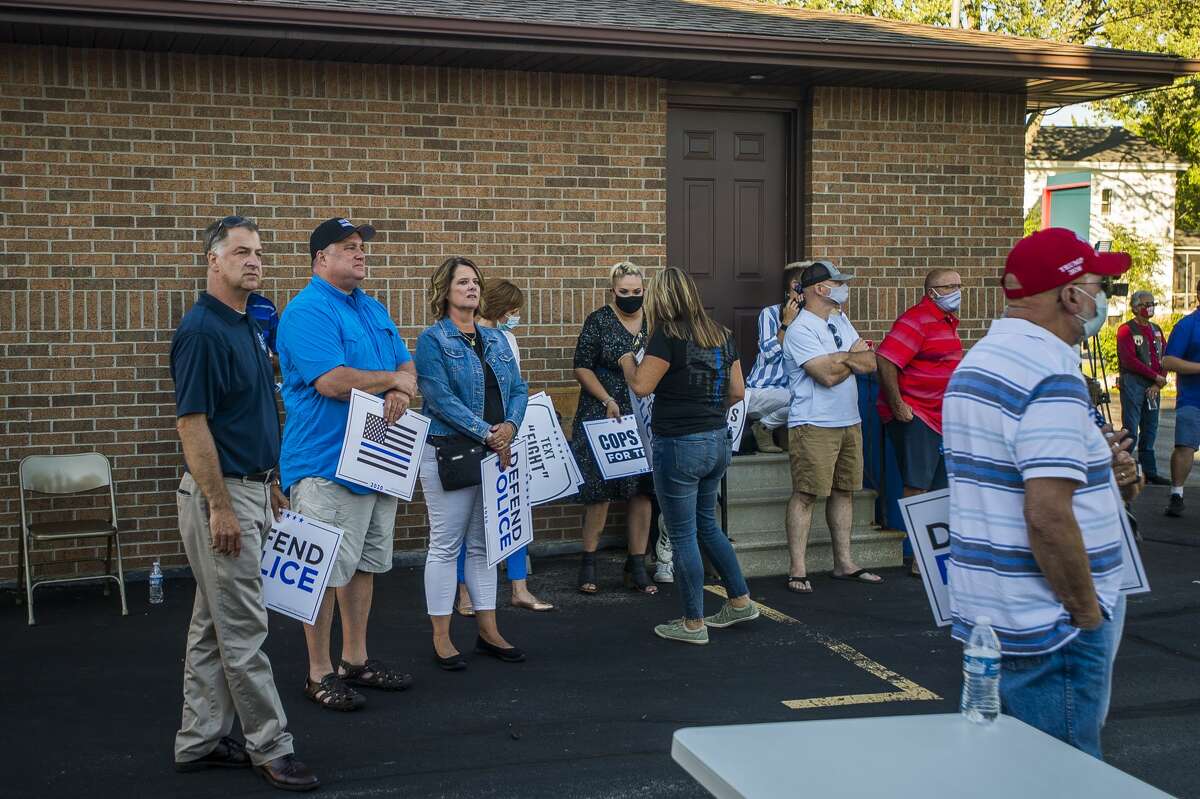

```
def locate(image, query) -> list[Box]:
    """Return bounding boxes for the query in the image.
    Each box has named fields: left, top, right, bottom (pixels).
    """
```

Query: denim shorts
left=1176, top=404, right=1200, bottom=449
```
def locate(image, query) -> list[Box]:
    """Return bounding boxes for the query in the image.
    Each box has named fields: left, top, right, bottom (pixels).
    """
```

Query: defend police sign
left=582, top=415, right=651, bottom=480
left=482, top=437, right=532, bottom=568
left=260, top=511, right=343, bottom=625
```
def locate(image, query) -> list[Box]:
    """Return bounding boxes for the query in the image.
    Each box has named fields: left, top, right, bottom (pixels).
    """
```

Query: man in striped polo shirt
left=876, top=268, right=964, bottom=575
left=944, top=227, right=1141, bottom=758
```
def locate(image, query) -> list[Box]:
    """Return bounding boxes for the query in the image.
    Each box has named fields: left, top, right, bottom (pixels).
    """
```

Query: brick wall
left=0, top=46, right=666, bottom=582
left=807, top=87, right=1026, bottom=343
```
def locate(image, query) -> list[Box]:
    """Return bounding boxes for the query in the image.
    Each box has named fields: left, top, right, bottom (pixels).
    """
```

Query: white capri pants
left=420, top=444, right=497, bottom=616
left=745, top=386, right=791, bottom=429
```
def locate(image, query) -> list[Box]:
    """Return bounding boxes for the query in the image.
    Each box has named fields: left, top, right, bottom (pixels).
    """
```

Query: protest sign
left=518, top=392, right=582, bottom=506
left=261, top=511, right=343, bottom=625
left=727, top=399, right=747, bottom=451
left=482, top=437, right=532, bottom=568
left=336, top=388, right=430, bottom=501
left=582, top=415, right=651, bottom=480
left=900, top=484, right=1150, bottom=628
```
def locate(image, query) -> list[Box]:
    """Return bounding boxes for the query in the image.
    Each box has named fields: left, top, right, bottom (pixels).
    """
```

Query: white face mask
left=499, top=314, right=520, bottom=331
left=1070, top=285, right=1108, bottom=340
left=932, top=288, right=962, bottom=313
left=826, top=283, right=849, bottom=306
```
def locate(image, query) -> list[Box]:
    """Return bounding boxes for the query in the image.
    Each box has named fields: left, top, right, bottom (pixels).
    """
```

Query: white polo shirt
left=782, top=308, right=861, bottom=428
left=943, top=317, right=1124, bottom=656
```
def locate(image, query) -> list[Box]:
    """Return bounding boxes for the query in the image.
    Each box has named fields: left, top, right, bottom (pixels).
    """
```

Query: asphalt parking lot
left=2, top=485, right=1197, bottom=799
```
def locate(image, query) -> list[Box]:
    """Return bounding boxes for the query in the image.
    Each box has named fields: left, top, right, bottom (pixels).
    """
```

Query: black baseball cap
left=799, top=259, right=854, bottom=288
left=309, top=217, right=376, bottom=259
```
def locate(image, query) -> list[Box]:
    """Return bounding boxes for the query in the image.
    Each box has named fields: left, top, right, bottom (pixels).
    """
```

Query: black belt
left=224, top=469, right=276, bottom=484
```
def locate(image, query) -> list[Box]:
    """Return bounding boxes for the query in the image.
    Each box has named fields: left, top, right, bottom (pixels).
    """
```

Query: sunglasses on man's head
left=206, top=215, right=251, bottom=251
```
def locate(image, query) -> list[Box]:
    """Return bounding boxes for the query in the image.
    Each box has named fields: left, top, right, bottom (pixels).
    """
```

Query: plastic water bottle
left=149, top=560, right=164, bottom=605
left=961, top=615, right=1000, bottom=724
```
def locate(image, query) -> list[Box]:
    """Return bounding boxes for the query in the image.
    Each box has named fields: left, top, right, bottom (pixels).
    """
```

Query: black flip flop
left=830, top=569, right=883, bottom=584
left=786, top=575, right=812, bottom=594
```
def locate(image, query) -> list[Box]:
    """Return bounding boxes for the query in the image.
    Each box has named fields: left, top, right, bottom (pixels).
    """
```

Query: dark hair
left=428, top=256, right=484, bottom=319
left=203, top=215, right=259, bottom=255
left=780, top=261, right=809, bottom=315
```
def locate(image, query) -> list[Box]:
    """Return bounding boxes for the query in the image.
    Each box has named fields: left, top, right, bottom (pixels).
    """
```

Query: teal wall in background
left=1046, top=171, right=1092, bottom=241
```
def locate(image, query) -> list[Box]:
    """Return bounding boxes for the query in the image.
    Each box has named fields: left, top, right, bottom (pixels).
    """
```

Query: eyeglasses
left=931, top=283, right=963, bottom=291
left=1076, top=277, right=1115, bottom=295
left=205, top=215, right=251, bottom=253
left=827, top=323, right=843, bottom=349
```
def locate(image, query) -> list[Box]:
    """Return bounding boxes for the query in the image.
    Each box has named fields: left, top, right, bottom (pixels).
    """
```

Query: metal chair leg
left=103, top=537, right=113, bottom=597
left=113, top=533, right=128, bottom=617
left=22, top=533, right=35, bottom=626
left=15, top=532, right=24, bottom=607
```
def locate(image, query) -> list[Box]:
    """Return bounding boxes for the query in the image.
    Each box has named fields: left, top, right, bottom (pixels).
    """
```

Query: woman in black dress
left=569, top=261, right=657, bottom=595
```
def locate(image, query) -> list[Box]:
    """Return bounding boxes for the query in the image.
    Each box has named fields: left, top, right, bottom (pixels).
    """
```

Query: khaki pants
left=174, top=472, right=293, bottom=766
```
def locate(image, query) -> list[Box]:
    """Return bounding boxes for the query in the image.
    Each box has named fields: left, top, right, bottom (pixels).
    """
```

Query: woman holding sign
left=619, top=268, right=758, bottom=645
left=416, top=257, right=530, bottom=670
left=569, top=261, right=658, bottom=596
left=453, top=279, right=554, bottom=614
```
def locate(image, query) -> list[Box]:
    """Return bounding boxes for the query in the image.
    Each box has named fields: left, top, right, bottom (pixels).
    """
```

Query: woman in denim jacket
left=416, top=256, right=529, bottom=670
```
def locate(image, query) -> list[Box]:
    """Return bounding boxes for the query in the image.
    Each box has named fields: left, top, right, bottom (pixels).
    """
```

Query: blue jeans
left=651, top=429, right=749, bottom=620
left=999, top=595, right=1125, bottom=759
left=457, top=543, right=527, bottom=582
left=1119, top=375, right=1161, bottom=478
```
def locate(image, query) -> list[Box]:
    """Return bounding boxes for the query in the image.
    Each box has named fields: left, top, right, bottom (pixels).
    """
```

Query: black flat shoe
left=475, top=635, right=526, bottom=663
left=435, top=652, right=467, bottom=671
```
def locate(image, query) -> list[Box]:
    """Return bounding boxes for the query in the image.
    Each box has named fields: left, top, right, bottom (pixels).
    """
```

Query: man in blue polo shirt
left=1163, top=278, right=1200, bottom=517
left=171, top=215, right=318, bottom=792
left=277, top=218, right=418, bottom=712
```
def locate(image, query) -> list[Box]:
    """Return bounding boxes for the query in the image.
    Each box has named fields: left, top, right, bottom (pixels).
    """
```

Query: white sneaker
left=654, top=561, right=674, bottom=583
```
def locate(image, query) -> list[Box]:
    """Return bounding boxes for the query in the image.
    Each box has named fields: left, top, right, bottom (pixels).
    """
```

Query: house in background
left=1176, top=232, right=1200, bottom=310
left=1026, top=126, right=1190, bottom=309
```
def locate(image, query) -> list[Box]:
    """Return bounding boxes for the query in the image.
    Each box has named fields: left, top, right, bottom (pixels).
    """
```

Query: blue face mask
left=498, top=314, right=520, bottom=332
left=826, top=284, right=849, bottom=306
left=932, top=288, right=961, bottom=313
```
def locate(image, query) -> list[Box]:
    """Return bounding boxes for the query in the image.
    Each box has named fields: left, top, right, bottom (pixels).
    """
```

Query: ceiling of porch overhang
left=2, top=0, right=1197, bottom=110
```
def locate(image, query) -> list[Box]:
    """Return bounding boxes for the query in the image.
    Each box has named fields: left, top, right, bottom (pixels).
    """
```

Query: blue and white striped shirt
left=943, top=317, right=1124, bottom=657
left=746, top=304, right=787, bottom=389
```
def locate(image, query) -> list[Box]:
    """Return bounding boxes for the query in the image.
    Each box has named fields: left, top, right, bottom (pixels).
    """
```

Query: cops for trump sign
left=582, top=415, right=651, bottom=480
left=483, top=437, right=532, bottom=569
left=261, top=511, right=343, bottom=625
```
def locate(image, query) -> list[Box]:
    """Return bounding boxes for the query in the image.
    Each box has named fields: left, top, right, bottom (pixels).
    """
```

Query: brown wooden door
left=667, top=107, right=788, bottom=370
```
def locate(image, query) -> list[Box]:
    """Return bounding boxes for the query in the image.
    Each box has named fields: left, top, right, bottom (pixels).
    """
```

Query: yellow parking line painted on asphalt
left=705, top=585, right=942, bottom=709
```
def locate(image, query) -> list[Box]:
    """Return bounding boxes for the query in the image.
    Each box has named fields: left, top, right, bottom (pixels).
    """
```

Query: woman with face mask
left=452, top=279, right=554, bottom=614
left=568, top=261, right=658, bottom=596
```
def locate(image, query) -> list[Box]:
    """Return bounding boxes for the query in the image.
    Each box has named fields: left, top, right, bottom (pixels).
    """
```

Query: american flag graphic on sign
left=357, top=413, right=416, bottom=478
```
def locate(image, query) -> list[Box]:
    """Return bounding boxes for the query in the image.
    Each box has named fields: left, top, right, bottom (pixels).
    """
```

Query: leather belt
left=225, top=469, right=276, bottom=484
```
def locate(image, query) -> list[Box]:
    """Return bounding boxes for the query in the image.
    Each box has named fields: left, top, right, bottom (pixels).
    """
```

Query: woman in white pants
left=415, top=256, right=529, bottom=670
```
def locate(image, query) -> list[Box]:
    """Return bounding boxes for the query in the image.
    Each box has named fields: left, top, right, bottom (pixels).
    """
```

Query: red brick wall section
left=0, top=46, right=667, bottom=583
left=806, top=87, right=1026, bottom=344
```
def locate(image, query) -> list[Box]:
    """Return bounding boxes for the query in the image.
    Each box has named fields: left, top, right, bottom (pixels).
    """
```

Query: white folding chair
left=17, top=453, right=128, bottom=625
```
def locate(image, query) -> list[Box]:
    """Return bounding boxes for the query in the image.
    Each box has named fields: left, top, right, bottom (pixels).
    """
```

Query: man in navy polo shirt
left=171, top=216, right=318, bottom=792
left=277, top=218, right=418, bottom=712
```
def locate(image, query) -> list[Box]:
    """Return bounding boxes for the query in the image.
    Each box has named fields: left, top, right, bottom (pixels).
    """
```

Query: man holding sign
left=944, top=228, right=1141, bottom=758
left=171, top=216, right=318, bottom=791
left=277, top=218, right=417, bottom=712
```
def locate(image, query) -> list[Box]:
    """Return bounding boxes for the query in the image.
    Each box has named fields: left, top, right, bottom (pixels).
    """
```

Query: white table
left=671, top=713, right=1172, bottom=798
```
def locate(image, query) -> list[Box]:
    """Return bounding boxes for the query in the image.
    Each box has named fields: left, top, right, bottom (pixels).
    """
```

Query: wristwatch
left=779, top=323, right=788, bottom=331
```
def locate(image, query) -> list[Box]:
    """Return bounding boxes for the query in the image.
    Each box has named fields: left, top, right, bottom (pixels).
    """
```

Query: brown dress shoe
left=175, top=736, right=251, bottom=772
left=256, top=755, right=320, bottom=792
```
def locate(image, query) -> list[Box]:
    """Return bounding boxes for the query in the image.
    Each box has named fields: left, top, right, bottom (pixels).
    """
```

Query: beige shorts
left=290, top=477, right=398, bottom=588
left=788, top=424, right=863, bottom=497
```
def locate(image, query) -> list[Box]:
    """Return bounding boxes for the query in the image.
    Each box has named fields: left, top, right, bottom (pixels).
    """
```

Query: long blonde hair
left=644, top=267, right=728, bottom=349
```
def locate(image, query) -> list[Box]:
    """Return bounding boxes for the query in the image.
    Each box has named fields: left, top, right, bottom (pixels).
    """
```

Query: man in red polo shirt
left=876, top=269, right=965, bottom=574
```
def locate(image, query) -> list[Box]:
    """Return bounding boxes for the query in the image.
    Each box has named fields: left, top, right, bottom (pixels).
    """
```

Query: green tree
left=1107, top=223, right=1162, bottom=294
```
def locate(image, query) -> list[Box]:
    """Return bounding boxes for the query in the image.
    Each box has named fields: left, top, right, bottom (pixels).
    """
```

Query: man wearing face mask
left=1116, top=290, right=1170, bottom=486
left=943, top=227, right=1141, bottom=758
left=876, top=269, right=965, bottom=575
left=780, top=260, right=881, bottom=594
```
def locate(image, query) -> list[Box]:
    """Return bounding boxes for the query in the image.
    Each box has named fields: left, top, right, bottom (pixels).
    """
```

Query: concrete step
left=718, top=452, right=903, bottom=578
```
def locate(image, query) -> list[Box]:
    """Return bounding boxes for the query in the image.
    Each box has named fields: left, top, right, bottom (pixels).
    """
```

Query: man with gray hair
left=1116, top=289, right=1169, bottom=485
left=170, top=216, right=319, bottom=791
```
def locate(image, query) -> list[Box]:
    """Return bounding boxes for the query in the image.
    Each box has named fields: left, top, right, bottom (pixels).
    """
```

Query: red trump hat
left=1002, top=227, right=1131, bottom=299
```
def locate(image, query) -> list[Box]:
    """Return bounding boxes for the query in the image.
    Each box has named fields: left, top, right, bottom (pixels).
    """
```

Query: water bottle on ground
left=149, top=560, right=164, bottom=605
left=961, top=615, right=1000, bottom=724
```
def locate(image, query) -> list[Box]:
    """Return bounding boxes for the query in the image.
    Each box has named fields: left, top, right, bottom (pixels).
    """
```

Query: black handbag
left=433, top=435, right=488, bottom=491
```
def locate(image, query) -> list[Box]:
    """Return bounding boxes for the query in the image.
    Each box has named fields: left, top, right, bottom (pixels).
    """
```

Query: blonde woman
left=453, top=279, right=554, bottom=614
left=619, top=267, right=758, bottom=645
left=415, top=257, right=528, bottom=669
left=568, top=261, right=657, bottom=595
